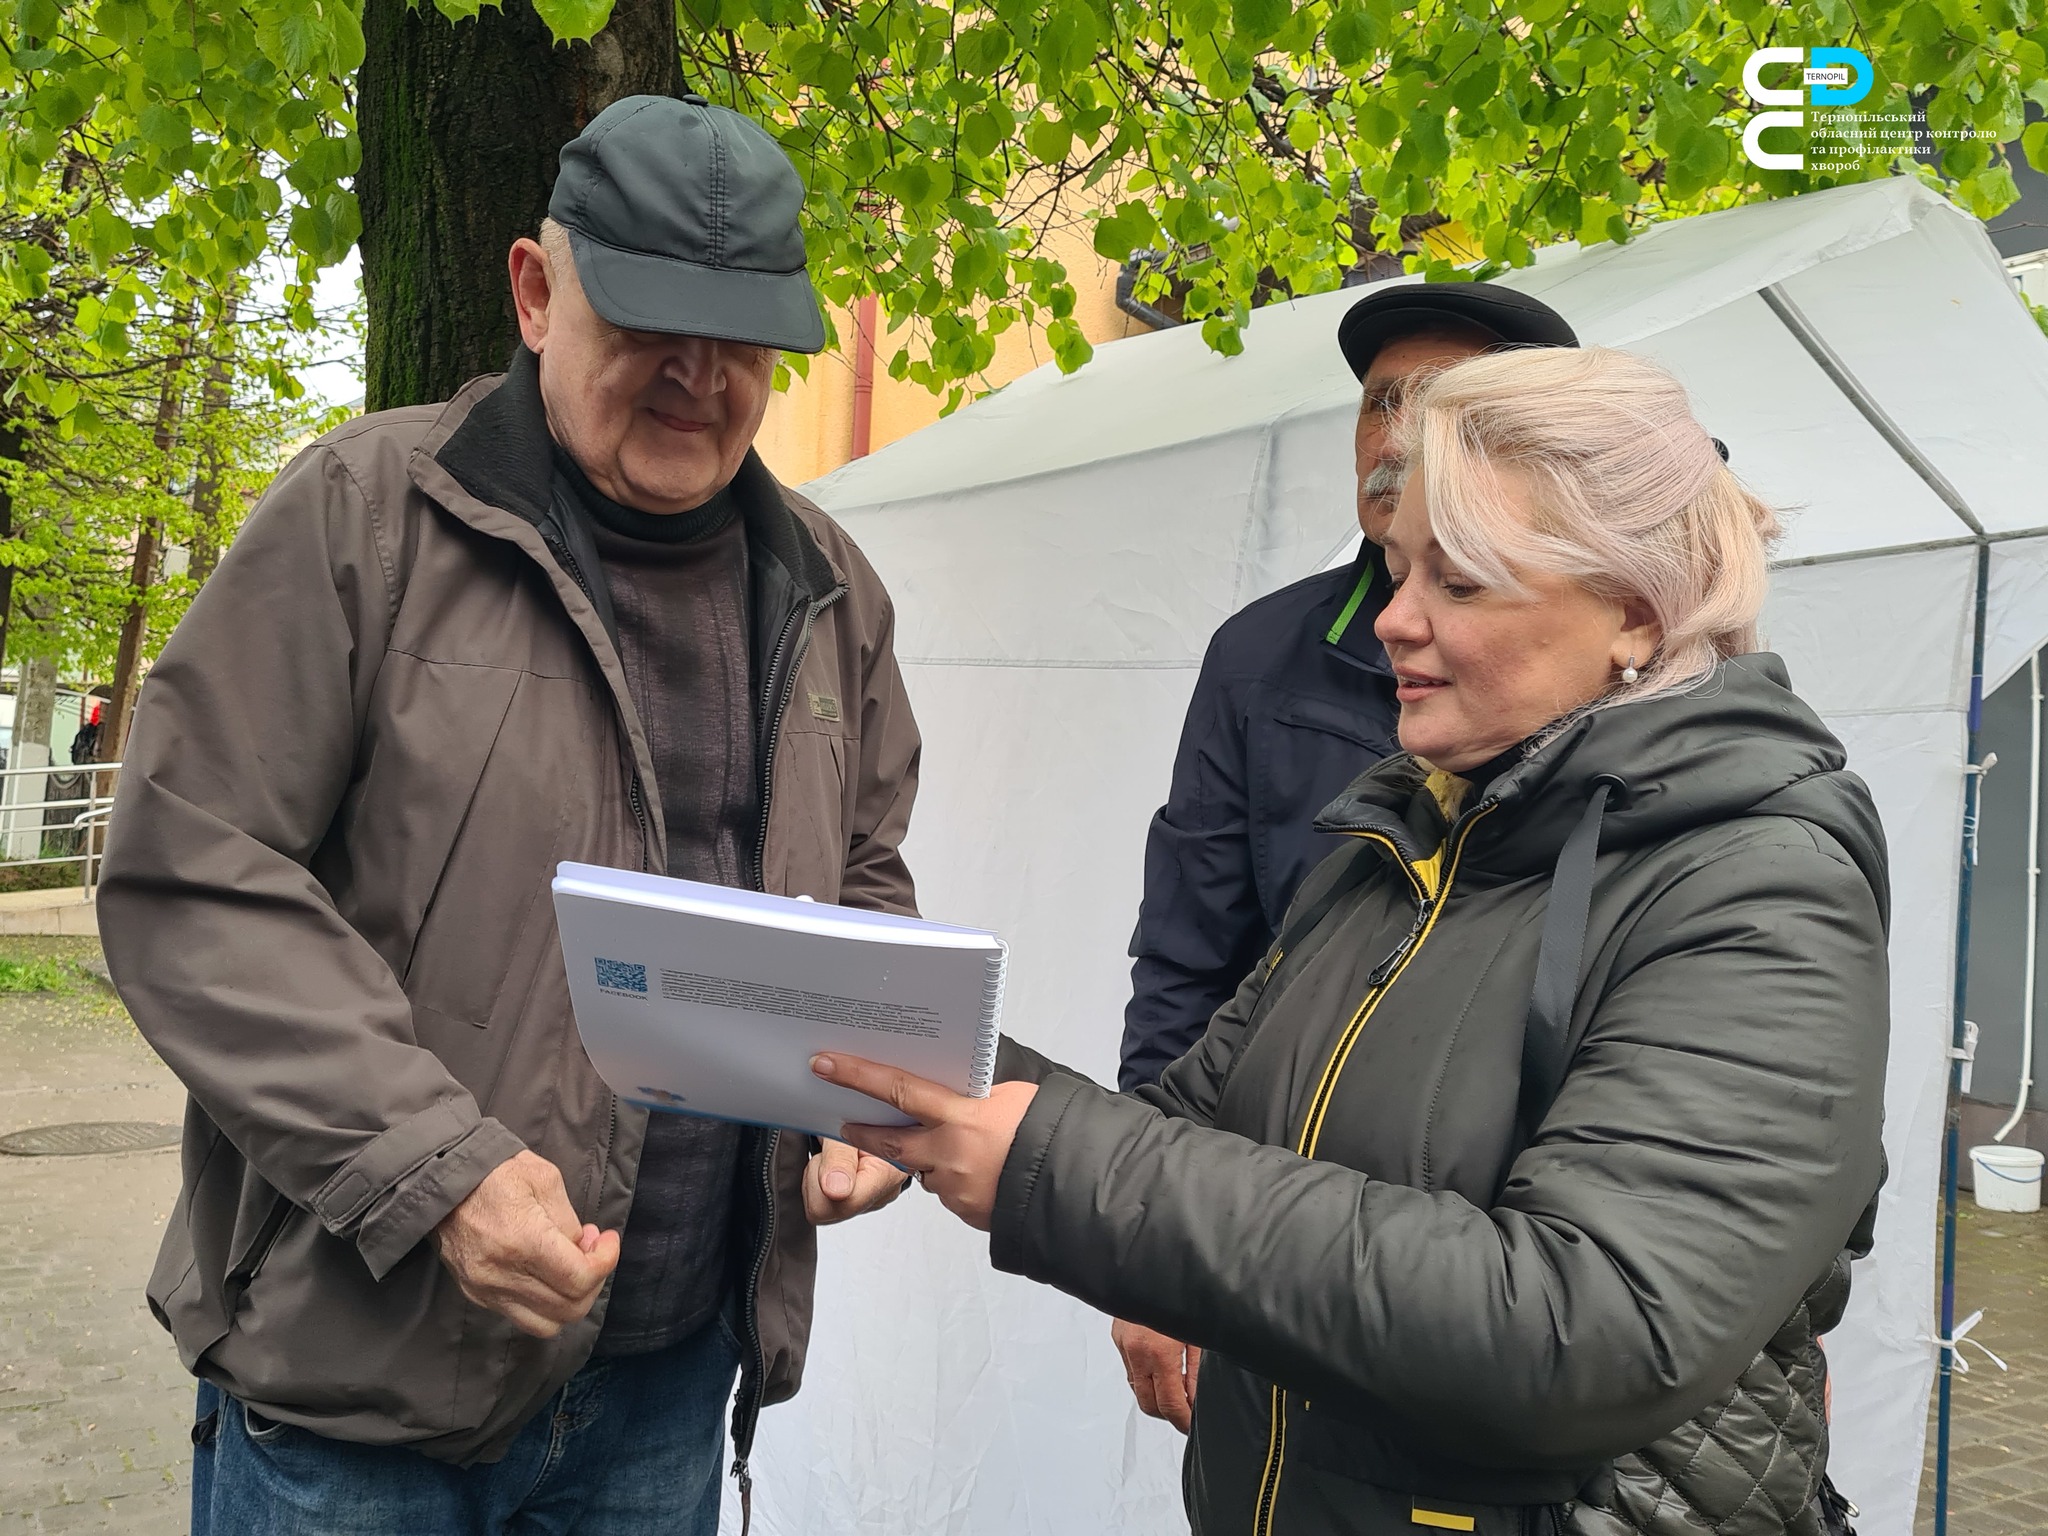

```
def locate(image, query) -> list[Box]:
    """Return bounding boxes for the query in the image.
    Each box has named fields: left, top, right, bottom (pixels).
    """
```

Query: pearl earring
left=1621, top=654, right=1639, bottom=684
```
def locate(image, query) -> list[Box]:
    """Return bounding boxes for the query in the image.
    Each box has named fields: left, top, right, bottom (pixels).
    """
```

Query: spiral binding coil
left=968, top=943, right=1010, bottom=1097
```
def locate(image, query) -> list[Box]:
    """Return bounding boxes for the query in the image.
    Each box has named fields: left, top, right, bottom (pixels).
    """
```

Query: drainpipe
left=1115, top=260, right=1180, bottom=331
left=850, top=294, right=878, bottom=460
left=1995, top=650, right=2043, bottom=1142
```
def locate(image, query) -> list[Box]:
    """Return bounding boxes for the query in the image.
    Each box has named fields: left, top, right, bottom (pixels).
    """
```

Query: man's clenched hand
left=804, top=1138, right=910, bottom=1224
left=1114, top=1318, right=1202, bottom=1433
left=434, top=1150, right=619, bottom=1338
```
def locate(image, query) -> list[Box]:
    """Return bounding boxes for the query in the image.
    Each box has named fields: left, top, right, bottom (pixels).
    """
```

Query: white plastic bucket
left=1969, top=1144, right=2046, bottom=1213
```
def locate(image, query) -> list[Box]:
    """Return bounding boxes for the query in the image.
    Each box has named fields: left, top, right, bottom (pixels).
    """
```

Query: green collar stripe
left=1325, top=560, right=1375, bottom=645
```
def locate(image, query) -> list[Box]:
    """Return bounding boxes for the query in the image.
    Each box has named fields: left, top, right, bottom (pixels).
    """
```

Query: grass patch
left=0, top=957, right=75, bottom=992
left=0, top=858, right=82, bottom=895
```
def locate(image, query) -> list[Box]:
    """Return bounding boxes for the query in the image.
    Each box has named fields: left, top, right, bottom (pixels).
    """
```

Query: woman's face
left=1373, top=468, right=1660, bottom=774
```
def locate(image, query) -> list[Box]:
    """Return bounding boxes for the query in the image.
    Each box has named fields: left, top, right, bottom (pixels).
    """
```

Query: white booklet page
left=553, top=862, right=1008, bottom=1140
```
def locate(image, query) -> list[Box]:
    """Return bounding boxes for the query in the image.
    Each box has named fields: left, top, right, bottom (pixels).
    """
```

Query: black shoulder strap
left=1271, top=837, right=1382, bottom=978
left=1517, top=778, right=1615, bottom=1143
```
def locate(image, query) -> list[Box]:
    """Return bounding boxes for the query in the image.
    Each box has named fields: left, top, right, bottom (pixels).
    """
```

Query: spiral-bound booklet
left=552, top=862, right=1008, bottom=1141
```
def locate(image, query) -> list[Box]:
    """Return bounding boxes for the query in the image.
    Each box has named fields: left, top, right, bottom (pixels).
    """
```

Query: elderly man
left=100, top=95, right=916, bottom=1534
left=1111, top=281, right=1578, bottom=1429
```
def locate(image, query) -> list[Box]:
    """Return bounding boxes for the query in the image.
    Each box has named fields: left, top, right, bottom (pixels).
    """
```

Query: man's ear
left=509, top=238, right=554, bottom=352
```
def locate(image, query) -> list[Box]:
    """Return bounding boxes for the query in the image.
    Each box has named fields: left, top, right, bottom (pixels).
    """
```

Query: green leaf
left=330, top=1, right=367, bottom=73
left=956, top=23, right=1013, bottom=77
left=1356, top=99, right=1400, bottom=148
left=1898, top=2, right=1948, bottom=44
left=92, top=0, right=149, bottom=49
left=957, top=108, right=1004, bottom=160
left=138, top=103, right=192, bottom=154
left=17, top=0, right=60, bottom=42
left=1325, top=4, right=1380, bottom=67
left=878, top=159, right=941, bottom=212
left=1230, top=0, right=1290, bottom=47
left=30, top=82, right=88, bottom=130
left=1026, top=114, right=1073, bottom=163
left=275, top=8, right=334, bottom=75
left=289, top=202, right=336, bottom=262
left=533, top=0, right=615, bottom=44
left=1199, top=314, right=1245, bottom=356
left=1576, top=196, right=1619, bottom=247
left=1036, top=1, right=1102, bottom=84
left=1047, top=315, right=1093, bottom=373
left=140, top=35, right=202, bottom=89
left=1643, top=0, right=1699, bottom=32
left=1092, top=199, right=1157, bottom=260
left=952, top=236, right=1003, bottom=296
left=1663, top=118, right=1729, bottom=200
left=2025, top=120, right=2048, bottom=174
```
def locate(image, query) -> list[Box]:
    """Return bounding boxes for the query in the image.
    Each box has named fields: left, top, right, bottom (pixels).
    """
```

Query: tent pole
left=1755, top=279, right=1994, bottom=1535
left=1936, top=537, right=1992, bottom=1536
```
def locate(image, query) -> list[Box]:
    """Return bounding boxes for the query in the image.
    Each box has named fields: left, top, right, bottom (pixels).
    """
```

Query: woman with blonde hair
left=817, top=346, right=1887, bottom=1536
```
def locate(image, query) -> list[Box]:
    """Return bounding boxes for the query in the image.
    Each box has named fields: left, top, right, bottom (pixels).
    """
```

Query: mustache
left=1360, top=460, right=1407, bottom=500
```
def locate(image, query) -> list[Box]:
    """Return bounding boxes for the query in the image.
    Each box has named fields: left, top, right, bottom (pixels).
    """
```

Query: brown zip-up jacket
left=97, top=351, right=922, bottom=1467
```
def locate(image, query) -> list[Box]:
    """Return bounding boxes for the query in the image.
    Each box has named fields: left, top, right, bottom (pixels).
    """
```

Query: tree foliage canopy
left=3, top=0, right=2046, bottom=418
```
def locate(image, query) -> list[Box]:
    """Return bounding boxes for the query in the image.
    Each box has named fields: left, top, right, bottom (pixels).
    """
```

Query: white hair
left=1392, top=345, right=1780, bottom=709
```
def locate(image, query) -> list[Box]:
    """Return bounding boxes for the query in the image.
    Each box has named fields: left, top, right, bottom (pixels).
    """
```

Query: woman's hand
left=810, top=1053, right=1038, bottom=1231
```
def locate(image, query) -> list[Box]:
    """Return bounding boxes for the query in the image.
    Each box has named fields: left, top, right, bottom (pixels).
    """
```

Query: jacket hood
left=1317, top=653, right=1890, bottom=916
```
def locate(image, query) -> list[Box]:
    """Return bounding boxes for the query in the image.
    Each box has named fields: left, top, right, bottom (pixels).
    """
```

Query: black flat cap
left=550, top=94, right=825, bottom=353
left=1338, top=280, right=1578, bottom=380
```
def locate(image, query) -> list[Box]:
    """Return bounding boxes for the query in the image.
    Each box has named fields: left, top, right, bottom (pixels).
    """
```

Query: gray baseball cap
left=548, top=93, right=826, bottom=353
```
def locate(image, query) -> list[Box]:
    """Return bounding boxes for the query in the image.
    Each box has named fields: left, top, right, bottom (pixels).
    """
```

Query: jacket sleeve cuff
left=994, top=1034, right=1084, bottom=1086
left=989, top=1072, right=1089, bottom=1276
left=312, top=1102, right=526, bottom=1280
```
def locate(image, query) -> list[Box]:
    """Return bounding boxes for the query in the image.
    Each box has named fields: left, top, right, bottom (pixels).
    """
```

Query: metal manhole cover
left=0, top=1121, right=181, bottom=1156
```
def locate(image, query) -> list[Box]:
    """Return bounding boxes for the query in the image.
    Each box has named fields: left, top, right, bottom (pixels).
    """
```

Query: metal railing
left=0, top=758, right=122, bottom=903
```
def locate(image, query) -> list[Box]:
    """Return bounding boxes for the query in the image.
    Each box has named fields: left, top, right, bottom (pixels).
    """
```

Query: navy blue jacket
left=1119, top=548, right=1398, bottom=1089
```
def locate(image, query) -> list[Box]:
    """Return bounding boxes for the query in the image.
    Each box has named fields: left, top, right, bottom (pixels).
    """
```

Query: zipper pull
left=731, top=1455, right=754, bottom=1536
left=1366, top=901, right=1431, bottom=987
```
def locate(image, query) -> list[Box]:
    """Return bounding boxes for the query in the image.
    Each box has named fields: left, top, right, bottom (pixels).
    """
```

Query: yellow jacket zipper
left=1249, top=805, right=1496, bottom=1536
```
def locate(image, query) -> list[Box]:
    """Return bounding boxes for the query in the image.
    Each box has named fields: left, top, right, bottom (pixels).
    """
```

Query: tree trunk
left=13, top=655, right=55, bottom=755
left=0, top=399, right=22, bottom=678
left=101, top=309, right=194, bottom=763
left=357, top=0, right=680, bottom=411
left=189, top=292, right=240, bottom=585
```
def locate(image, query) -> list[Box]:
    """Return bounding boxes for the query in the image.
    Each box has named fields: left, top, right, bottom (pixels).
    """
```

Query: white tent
left=732, top=177, right=2048, bottom=1536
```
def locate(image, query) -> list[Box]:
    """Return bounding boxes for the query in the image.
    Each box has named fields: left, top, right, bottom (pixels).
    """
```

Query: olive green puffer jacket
left=992, top=654, right=1888, bottom=1536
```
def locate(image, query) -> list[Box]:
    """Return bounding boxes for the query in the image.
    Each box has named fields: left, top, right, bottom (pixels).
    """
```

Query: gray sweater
left=558, top=454, right=755, bottom=1356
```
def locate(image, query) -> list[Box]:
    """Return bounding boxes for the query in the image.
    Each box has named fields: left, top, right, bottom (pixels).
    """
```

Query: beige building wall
left=755, top=217, right=1150, bottom=488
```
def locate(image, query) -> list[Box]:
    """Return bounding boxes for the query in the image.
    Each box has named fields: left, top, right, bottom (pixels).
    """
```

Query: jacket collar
left=1317, top=544, right=1391, bottom=678
left=429, top=346, right=841, bottom=603
left=1313, top=654, right=1885, bottom=899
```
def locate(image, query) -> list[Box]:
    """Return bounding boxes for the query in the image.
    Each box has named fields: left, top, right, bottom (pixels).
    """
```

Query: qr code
left=595, top=958, right=647, bottom=994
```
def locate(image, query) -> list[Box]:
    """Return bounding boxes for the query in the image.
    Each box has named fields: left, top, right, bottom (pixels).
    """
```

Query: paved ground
left=1916, top=1199, right=2048, bottom=1535
left=0, top=938, right=188, bottom=1533
left=0, top=942, right=2043, bottom=1535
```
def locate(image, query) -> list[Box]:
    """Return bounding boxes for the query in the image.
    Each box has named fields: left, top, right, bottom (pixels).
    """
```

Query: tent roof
left=810, top=179, right=2048, bottom=568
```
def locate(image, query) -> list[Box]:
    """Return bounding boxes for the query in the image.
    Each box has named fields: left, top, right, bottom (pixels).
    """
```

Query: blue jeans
left=190, top=1316, right=742, bottom=1536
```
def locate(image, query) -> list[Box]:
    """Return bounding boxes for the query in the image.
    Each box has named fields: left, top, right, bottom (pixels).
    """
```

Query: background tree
left=358, top=0, right=678, bottom=406
left=0, top=144, right=341, bottom=757
left=8, top=0, right=2048, bottom=423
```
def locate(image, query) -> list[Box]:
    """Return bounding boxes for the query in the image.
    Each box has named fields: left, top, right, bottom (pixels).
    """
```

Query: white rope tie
left=1937, top=1309, right=2009, bottom=1374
